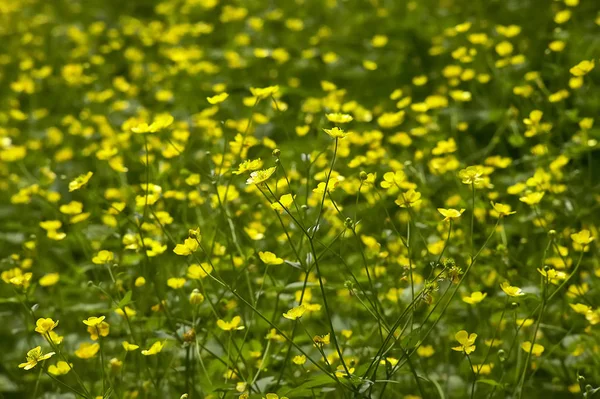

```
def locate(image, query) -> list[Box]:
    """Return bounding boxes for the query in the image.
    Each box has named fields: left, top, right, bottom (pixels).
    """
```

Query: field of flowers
left=1, top=0, right=599, bottom=398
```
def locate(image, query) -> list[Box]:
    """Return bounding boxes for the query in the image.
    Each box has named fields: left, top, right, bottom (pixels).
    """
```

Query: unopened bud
left=190, top=289, right=205, bottom=305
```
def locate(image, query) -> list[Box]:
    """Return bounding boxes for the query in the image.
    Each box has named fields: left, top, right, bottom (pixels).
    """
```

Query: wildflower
left=246, top=167, right=277, bottom=185
left=271, top=194, right=295, bottom=213
left=292, top=355, right=307, bottom=365
left=75, top=342, right=100, bottom=359
left=207, top=92, right=229, bottom=104
left=437, top=208, right=465, bottom=222
left=462, top=292, right=487, bottom=305
left=326, top=113, right=353, bottom=123
left=313, top=333, right=330, bottom=347
left=122, top=341, right=139, bottom=351
left=283, top=304, right=307, bottom=320
left=395, top=190, right=422, bottom=208
left=417, top=346, right=435, bottom=357
left=569, top=60, right=595, bottom=76
left=521, top=341, right=544, bottom=356
left=35, top=318, right=59, bottom=334
left=167, top=277, right=186, bottom=289
left=259, top=251, right=284, bottom=265
left=500, top=281, right=524, bottom=297
left=217, top=316, right=245, bottom=331
left=458, top=166, right=484, bottom=185
left=570, top=229, right=594, bottom=248
left=335, top=364, right=355, bottom=378
left=115, top=306, right=137, bottom=319
left=452, top=330, right=477, bottom=354
left=68, top=171, right=93, bottom=192
left=250, top=85, right=279, bottom=99
left=322, top=127, right=349, bottom=139
left=189, top=289, right=205, bottom=305
left=263, top=394, right=289, bottom=399
left=92, top=250, right=114, bottom=264
left=519, top=191, right=545, bottom=205
left=173, top=237, right=199, bottom=256
left=39, top=273, right=60, bottom=287
left=48, top=361, right=71, bottom=376
left=18, top=346, right=55, bottom=370
left=491, top=202, right=516, bottom=217
left=87, top=321, right=109, bottom=340
left=233, top=158, right=263, bottom=175
left=82, top=316, right=106, bottom=327
left=187, top=263, right=213, bottom=279
left=141, top=341, right=165, bottom=356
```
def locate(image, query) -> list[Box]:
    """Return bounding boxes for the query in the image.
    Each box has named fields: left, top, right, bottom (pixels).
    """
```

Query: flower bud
left=272, top=148, right=281, bottom=157
left=359, top=171, right=368, bottom=181
left=189, top=289, right=205, bottom=305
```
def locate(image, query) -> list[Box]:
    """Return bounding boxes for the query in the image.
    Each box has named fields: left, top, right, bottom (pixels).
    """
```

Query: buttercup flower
left=452, top=330, right=477, bottom=354
left=438, top=208, right=465, bottom=222
left=18, top=346, right=55, bottom=370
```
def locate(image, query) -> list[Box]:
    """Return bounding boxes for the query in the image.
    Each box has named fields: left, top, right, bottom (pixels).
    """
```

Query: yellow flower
left=283, top=304, right=307, bottom=320
left=570, top=229, right=594, bottom=247
left=68, top=171, right=93, bottom=192
left=271, top=194, right=295, bottom=213
left=246, top=167, right=277, bottom=185
left=18, top=346, right=55, bottom=370
left=207, top=92, right=229, bottom=104
left=48, top=361, right=71, bottom=376
left=500, top=281, right=524, bottom=297
left=292, top=354, right=307, bottom=365
left=395, top=189, right=422, bottom=208
left=452, top=330, right=477, bottom=354
left=569, top=60, right=595, bottom=77
left=437, top=208, right=465, bottom=222
left=82, top=316, right=106, bottom=327
left=259, top=251, right=284, bottom=265
left=190, top=289, right=205, bottom=305
left=458, top=166, right=484, bottom=185
left=491, top=202, right=516, bottom=217
left=131, top=114, right=174, bottom=134
left=322, top=127, right=349, bottom=139
left=417, top=345, right=435, bottom=358
left=35, top=318, right=59, bottom=334
left=519, top=191, right=545, bottom=205
left=75, top=342, right=100, bottom=359
left=115, top=306, right=137, bottom=318
left=233, top=158, right=263, bottom=175
left=167, top=277, right=186, bottom=289
left=569, top=303, right=592, bottom=315
left=217, top=316, right=245, bottom=331
left=462, top=291, right=487, bottom=305
left=187, top=263, right=213, bottom=279
left=250, top=85, right=279, bottom=99
left=92, top=250, right=114, bottom=264
left=173, top=237, right=199, bottom=256
left=122, top=341, right=140, bottom=351
left=326, top=113, right=353, bottom=124
left=313, top=333, right=330, bottom=347
left=87, top=321, right=110, bottom=340
left=263, top=394, right=289, bottom=399
left=521, top=341, right=544, bottom=356
left=141, top=341, right=165, bottom=356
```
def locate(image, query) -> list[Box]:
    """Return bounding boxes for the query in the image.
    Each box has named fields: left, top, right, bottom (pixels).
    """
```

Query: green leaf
left=117, top=290, right=133, bottom=308
left=476, top=379, right=504, bottom=389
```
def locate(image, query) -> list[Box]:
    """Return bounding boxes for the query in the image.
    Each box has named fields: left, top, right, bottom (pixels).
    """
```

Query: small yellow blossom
left=437, top=208, right=465, bottom=222
left=452, top=330, right=477, bottom=354
left=283, top=304, right=307, bottom=320
left=18, top=346, right=55, bottom=370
